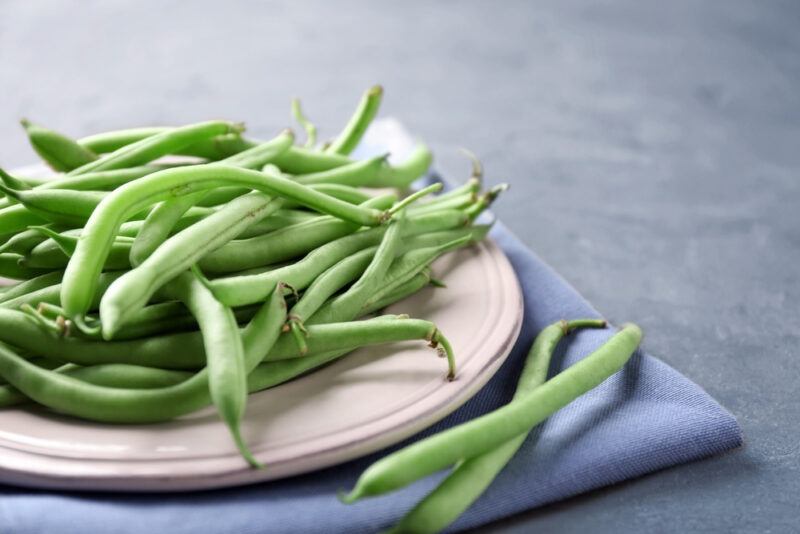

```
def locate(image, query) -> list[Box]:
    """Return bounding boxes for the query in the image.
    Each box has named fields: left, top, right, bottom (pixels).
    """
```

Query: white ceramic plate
left=0, top=122, right=523, bottom=491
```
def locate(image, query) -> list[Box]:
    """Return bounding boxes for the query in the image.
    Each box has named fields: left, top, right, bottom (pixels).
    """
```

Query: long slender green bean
left=0, top=271, right=63, bottom=305
left=340, top=324, right=643, bottom=502
left=271, top=146, right=352, bottom=174
left=23, top=227, right=133, bottom=270
left=0, top=187, right=117, bottom=227
left=359, top=268, right=432, bottom=315
left=387, top=318, right=607, bottom=534
left=0, top=363, right=193, bottom=408
left=326, top=85, right=383, bottom=156
left=68, top=120, right=242, bottom=175
left=199, top=195, right=394, bottom=273
left=373, top=144, right=434, bottom=189
left=129, top=190, right=209, bottom=266
left=168, top=270, right=257, bottom=466
left=79, top=127, right=255, bottom=160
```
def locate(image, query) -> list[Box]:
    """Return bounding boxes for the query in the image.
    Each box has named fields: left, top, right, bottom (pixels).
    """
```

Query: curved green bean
left=326, top=85, right=383, bottom=156
left=168, top=270, right=257, bottom=466
left=340, top=323, right=643, bottom=502
left=21, top=119, right=98, bottom=172
left=387, top=318, right=607, bottom=533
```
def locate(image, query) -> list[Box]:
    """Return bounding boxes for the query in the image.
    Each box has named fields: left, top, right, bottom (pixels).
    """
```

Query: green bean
left=304, top=213, right=407, bottom=332
left=359, top=268, right=432, bottom=315
left=287, top=213, right=405, bottom=353
left=309, top=236, right=470, bottom=327
left=216, top=180, right=383, bottom=211
left=129, top=190, right=209, bottom=266
left=0, top=225, right=66, bottom=255
left=408, top=191, right=476, bottom=216
left=189, top=132, right=297, bottom=208
left=0, top=285, right=286, bottom=432
left=0, top=363, right=194, bottom=408
left=272, top=146, right=352, bottom=174
left=356, top=227, right=489, bottom=313
left=388, top=318, right=606, bottom=534
left=23, top=227, right=133, bottom=270
left=100, top=191, right=284, bottom=337
left=235, top=209, right=319, bottom=238
left=20, top=119, right=98, bottom=172
left=194, top=187, right=251, bottom=207
left=0, top=187, right=109, bottom=227
left=340, top=323, right=643, bottom=503
left=0, top=168, right=31, bottom=191
left=326, top=85, right=383, bottom=156
left=62, top=164, right=389, bottom=326
left=413, top=177, right=480, bottom=207
left=218, top=129, right=294, bottom=170
left=0, top=271, right=63, bottom=305
left=168, top=270, right=258, bottom=467
left=373, top=143, right=434, bottom=189
left=291, top=98, right=317, bottom=148
left=37, top=300, right=261, bottom=341
left=199, top=195, right=394, bottom=273
left=78, top=127, right=169, bottom=153
left=209, top=209, right=468, bottom=307
left=0, top=204, right=47, bottom=236
left=68, top=120, right=242, bottom=175
left=41, top=165, right=179, bottom=191
left=0, top=254, right=51, bottom=280
left=79, top=127, right=255, bottom=160
left=0, top=271, right=124, bottom=311
left=286, top=247, right=376, bottom=350
left=306, top=183, right=372, bottom=205
left=292, top=155, right=388, bottom=187
left=464, top=183, right=508, bottom=221
left=272, top=316, right=454, bottom=376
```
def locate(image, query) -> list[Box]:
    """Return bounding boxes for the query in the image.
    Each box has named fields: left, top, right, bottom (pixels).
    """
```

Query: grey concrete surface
left=1, top=1, right=798, bottom=532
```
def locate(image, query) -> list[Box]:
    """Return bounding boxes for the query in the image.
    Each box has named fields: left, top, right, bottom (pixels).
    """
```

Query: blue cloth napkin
left=0, top=126, right=742, bottom=533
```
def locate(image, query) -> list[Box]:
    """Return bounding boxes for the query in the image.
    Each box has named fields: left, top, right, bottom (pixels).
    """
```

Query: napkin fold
left=0, top=122, right=741, bottom=533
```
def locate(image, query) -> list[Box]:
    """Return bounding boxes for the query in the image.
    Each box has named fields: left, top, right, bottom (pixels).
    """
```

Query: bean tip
left=337, top=488, right=359, bottom=504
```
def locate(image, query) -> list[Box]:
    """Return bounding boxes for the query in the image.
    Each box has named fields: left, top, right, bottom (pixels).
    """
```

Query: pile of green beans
left=0, top=86, right=507, bottom=468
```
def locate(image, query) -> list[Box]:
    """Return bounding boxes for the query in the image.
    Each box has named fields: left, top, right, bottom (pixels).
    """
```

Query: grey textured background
left=1, top=1, right=798, bottom=532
